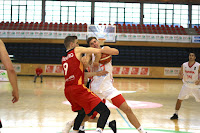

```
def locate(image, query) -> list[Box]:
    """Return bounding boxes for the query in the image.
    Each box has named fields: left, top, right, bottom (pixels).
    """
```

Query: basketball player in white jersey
left=0, top=39, right=19, bottom=129
left=84, top=37, right=147, bottom=133
left=170, top=52, right=200, bottom=120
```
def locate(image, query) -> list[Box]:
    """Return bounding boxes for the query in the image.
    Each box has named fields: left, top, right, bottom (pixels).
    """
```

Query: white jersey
left=88, top=47, right=121, bottom=100
left=182, top=62, right=200, bottom=88
left=90, top=53, right=113, bottom=93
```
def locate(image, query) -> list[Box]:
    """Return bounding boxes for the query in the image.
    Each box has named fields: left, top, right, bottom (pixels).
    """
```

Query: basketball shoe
left=78, top=130, right=85, bottom=133
left=62, top=121, right=73, bottom=133
left=108, top=120, right=116, bottom=133
left=170, top=113, right=178, bottom=120
left=95, top=128, right=102, bottom=133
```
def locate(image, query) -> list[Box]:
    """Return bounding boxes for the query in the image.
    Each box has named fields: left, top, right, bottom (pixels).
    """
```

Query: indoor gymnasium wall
left=2, top=38, right=199, bottom=79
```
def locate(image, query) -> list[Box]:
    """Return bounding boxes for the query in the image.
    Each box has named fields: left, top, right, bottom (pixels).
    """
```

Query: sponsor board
left=164, top=68, right=181, bottom=76
left=0, top=64, right=21, bottom=73
left=192, top=35, right=200, bottom=43
left=0, top=30, right=193, bottom=43
left=113, top=66, right=149, bottom=76
left=0, top=70, right=9, bottom=81
left=45, top=65, right=63, bottom=73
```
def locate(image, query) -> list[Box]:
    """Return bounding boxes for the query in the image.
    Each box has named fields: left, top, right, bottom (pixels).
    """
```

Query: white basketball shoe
left=62, top=120, right=73, bottom=133
left=95, top=128, right=103, bottom=133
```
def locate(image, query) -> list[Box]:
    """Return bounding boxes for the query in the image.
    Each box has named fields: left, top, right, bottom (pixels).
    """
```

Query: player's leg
left=40, top=75, right=43, bottom=83
left=88, top=102, right=110, bottom=133
left=191, top=88, right=200, bottom=102
left=0, top=119, right=2, bottom=128
left=170, top=99, right=183, bottom=120
left=111, top=94, right=147, bottom=133
left=79, top=112, right=116, bottom=133
left=73, top=109, right=86, bottom=132
left=170, top=85, right=190, bottom=120
left=33, top=75, right=37, bottom=82
left=69, top=85, right=110, bottom=133
left=78, top=115, right=90, bottom=133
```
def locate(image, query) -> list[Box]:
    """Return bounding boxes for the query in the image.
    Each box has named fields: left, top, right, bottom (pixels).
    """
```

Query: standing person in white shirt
left=170, top=52, right=200, bottom=120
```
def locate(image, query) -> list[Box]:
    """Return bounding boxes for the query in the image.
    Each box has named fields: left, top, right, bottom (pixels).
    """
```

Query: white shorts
left=91, top=85, right=121, bottom=100
left=178, top=84, right=200, bottom=102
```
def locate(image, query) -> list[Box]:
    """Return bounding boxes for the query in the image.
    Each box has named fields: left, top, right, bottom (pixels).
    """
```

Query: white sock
left=137, top=126, right=146, bottom=133
left=79, top=126, right=85, bottom=131
left=106, top=121, right=110, bottom=126
left=96, top=128, right=103, bottom=133
left=175, top=110, right=179, bottom=115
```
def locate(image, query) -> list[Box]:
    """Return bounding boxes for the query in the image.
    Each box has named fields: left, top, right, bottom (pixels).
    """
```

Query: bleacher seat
left=0, top=21, right=191, bottom=35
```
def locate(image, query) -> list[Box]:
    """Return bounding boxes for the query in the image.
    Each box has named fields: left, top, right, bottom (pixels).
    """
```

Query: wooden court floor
left=0, top=76, right=200, bottom=133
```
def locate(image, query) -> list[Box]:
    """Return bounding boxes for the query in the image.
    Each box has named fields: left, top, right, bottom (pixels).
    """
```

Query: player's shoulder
left=195, top=62, right=200, bottom=68
left=195, top=62, right=200, bottom=65
left=183, top=62, right=188, bottom=65
left=74, top=46, right=83, bottom=53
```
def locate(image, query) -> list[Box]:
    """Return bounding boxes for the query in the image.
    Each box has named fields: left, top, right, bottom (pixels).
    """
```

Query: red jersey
left=62, top=49, right=84, bottom=86
left=36, top=68, right=43, bottom=75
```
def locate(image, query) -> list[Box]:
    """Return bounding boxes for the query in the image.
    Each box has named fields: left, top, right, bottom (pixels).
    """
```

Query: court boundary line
left=68, top=128, right=193, bottom=133
left=116, top=108, right=132, bottom=128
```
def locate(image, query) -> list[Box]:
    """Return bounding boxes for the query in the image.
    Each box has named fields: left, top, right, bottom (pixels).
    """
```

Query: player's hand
left=96, top=70, right=108, bottom=76
left=195, top=80, right=200, bottom=85
left=12, top=90, right=19, bottom=103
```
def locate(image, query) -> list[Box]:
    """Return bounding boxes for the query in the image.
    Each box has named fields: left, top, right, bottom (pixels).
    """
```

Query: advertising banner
left=45, top=65, right=63, bottom=73
left=0, top=64, right=21, bottom=73
left=112, top=66, right=149, bottom=76
left=0, top=30, right=193, bottom=43
left=0, top=70, right=9, bottom=81
left=192, top=36, right=200, bottom=43
left=164, top=68, right=181, bottom=76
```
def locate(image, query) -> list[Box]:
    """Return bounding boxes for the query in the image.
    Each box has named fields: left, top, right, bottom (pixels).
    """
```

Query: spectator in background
left=34, top=66, right=43, bottom=83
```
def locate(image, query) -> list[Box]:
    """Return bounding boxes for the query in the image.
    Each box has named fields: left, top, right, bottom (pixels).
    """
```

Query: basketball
left=99, top=53, right=112, bottom=64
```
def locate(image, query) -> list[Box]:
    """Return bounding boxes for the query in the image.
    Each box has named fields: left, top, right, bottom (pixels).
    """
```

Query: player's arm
left=93, top=52, right=101, bottom=68
left=101, top=46, right=119, bottom=55
left=195, top=65, right=200, bottom=85
left=0, top=39, right=19, bottom=103
left=93, top=46, right=118, bottom=68
left=76, top=46, right=101, bottom=54
left=81, top=54, right=92, bottom=69
left=85, top=70, right=108, bottom=80
left=178, top=65, right=183, bottom=79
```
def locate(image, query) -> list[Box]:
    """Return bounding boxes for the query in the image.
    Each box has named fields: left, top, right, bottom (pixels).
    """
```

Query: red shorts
left=111, top=94, right=125, bottom=108
left=64, top=84, right=101, bottom=114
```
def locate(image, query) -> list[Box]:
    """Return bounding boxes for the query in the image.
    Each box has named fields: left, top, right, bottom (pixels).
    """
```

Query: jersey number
left=63, top=63, right=68, bottom=76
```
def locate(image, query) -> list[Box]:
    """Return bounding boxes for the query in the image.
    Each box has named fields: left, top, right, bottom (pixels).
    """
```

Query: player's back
left=62, top=49, right=84, bottom=86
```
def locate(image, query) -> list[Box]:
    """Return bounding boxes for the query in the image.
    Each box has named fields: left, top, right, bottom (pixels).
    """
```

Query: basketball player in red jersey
left=0, top=39, right=19, bottom=129
left=62, top=36, right=110, bottom=133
